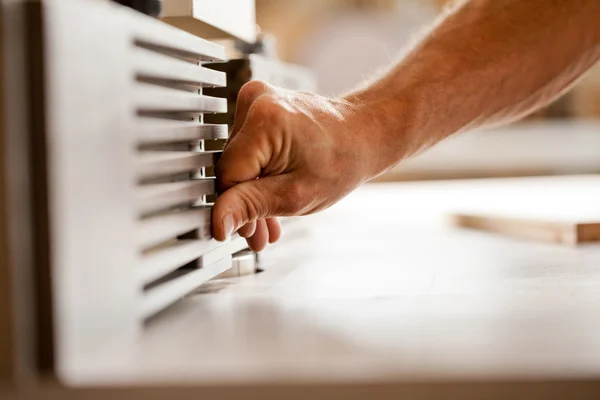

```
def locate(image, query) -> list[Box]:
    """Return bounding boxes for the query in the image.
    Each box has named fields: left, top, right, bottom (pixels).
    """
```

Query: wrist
left=340, top=88, right=419, bottom=180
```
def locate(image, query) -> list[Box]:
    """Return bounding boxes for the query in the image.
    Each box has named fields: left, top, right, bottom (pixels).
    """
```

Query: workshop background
left=3, top=1, right=600, bottom=397
left=255, top=0, right=600, bottom=181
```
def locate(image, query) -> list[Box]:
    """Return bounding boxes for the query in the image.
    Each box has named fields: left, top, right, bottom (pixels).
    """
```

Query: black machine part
left=113, top=0, right=162, bottom=17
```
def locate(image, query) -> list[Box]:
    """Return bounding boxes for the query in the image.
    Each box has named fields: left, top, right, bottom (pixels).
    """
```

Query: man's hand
left=212, top=0, right=600, bottom=251
left=211, top=81, right=395, bottom=251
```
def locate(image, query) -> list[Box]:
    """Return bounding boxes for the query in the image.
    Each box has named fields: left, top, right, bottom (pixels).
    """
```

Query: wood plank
left=451, top=214, right=577, bottom=244
left=578, top=223, right=600, bottom=242
left=451, top=214, right=600, bottom=245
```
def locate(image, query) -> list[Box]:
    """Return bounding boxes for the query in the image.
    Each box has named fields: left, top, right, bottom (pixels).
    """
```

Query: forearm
left=347, top=0, right=600, bottom=176
left=213, top=0, right=600, bottom=245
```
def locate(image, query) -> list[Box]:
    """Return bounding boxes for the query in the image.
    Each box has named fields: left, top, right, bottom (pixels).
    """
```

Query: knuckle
left=252, top=94, right=284, bottom=123
left=238, top=80, right=269, bottom=103
left=236, top=185, right=265, bottom=221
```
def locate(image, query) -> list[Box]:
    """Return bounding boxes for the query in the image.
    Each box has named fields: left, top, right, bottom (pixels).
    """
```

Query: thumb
left=212, top=174, right=300, bottom=241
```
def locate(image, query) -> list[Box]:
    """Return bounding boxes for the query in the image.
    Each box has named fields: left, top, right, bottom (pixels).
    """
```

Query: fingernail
left=223, top=214, right=235, bottom=239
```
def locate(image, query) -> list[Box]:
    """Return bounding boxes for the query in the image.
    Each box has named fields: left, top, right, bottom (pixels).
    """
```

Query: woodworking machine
left=0, top=0, right=314, bottom=387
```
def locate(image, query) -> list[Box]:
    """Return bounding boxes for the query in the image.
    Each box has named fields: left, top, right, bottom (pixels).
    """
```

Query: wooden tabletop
left=84, top=175, right=598, bottom=387
left=4, top=176, right=600, bottom=399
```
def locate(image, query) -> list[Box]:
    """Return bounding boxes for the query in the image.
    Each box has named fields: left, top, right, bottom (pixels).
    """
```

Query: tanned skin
left=212, top=0, right=600, bottom=251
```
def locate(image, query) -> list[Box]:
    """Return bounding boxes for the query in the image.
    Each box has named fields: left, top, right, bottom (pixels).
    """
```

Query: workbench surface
left=104, top=175, right=600, bottom=386
left=4, top=175, right=600, bottom=400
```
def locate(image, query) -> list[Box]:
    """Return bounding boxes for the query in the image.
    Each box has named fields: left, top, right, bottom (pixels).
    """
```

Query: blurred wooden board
left=444, top=174, right=600, bottom=245
left=162, top=0, right=256, bottom=43
left=376, top=122, right=600, bottom=182
left=452, top=214, right=600, bottom=245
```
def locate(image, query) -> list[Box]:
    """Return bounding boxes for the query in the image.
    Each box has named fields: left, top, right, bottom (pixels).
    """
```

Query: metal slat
left=216, top=249, right=257, bottom=279
left=136, top=151, right=220, bottom=181
left=133, top=47, right=226, bottom=88
left=140, top=237, right=229, bottom=285
left=135, top=121, right=228, bottom=144
left=201, top=235, right=248, bottom=267
left=137, top=207, right=211, bottom=249
left=141, top=256, right=232, bottom=318
left=140, top=236, right=247, bottom=286
left=137, top=179, right=216, bottom=215
left=134, top=84, right=227, bottom=114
